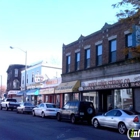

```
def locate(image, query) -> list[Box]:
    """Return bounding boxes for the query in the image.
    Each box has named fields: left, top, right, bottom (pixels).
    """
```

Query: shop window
left=56, top=95, right=60, bottom=107
left=64, top=94, right=71, bottom=105
left=82, top=92, right=98, bottom=110
left=114, top=89, right=133, bottom=110
left=73, top=93, right=79, bottom=100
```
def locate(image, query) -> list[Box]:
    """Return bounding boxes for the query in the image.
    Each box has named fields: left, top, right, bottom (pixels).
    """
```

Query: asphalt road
left=0, top=109, right=129, bottom=140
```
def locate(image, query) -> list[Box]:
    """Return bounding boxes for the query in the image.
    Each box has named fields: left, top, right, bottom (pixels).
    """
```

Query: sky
left=0, top=0, right=121, bottom=86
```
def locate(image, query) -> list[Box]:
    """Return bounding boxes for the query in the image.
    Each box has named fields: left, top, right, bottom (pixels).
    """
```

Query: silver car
left=91, top=109, right=140, bottom=134
left=17, top=102, right=35, bottom=114
left=32, top=103, right=60, bottom=118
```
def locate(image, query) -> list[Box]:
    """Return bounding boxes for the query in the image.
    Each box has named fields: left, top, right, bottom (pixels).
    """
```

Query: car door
left=103, top=110, right=118, bottom=127
left=34, top=104, right=41, bottom=115
left=111, top=110, right=122, bottom=128
left=61, top=102, right=70, bottom=119
left=38, top=103, right=44, bottom=116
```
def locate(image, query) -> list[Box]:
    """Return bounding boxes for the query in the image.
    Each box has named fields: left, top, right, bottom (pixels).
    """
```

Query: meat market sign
left=81, top=74, right=140, bottom=91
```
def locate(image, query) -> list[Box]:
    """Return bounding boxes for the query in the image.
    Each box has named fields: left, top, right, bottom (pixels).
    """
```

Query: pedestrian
left=108, top=103, right=113, bottom=111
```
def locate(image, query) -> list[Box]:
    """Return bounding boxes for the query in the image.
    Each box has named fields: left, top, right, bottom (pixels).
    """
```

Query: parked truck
left=0, top=98, right=20, bottom=111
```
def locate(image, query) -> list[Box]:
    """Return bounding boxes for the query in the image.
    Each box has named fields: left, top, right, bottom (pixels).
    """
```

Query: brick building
left=55, top=20, right=140, bottom=113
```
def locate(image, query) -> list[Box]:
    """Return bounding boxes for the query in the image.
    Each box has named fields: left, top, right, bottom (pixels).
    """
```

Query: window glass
left=116, top=111, right=122, bottom=116
left=106, top=110, right=118, bottom=116
left=98, top=45, right=102, bottom=55
left=86, top=49, right=90, bottom=59
left=64, top=94, right=70, bottom=104
left=15, top=69, right=18, bottom=77
left=127, top=34, right=132, bottom=47
left=114, top=89, right=133, bottom=110
left=76, top=52, right=80, bottom=61
left=46, top=104, right=56, bottom=108
left=111, top=40, right=116, bottom=51
left=64, top=103, right=70, bottom=109
left=73, top=93, right=79, bottom=100
left=68, top=56, right=70, bottom=64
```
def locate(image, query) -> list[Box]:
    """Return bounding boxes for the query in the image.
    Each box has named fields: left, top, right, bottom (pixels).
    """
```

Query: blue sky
left=0, top=0, right=121, bottom=85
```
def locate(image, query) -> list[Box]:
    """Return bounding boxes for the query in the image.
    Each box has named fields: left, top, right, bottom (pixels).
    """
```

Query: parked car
left=56, top=101, right=95, bottom=124
left=32, top=103, right=60, bottom=118
left=17, top=102, right=35, bottom=114
left=91, top=109, right=140, bottom=134
left=0, top=98, right=20, bottom=111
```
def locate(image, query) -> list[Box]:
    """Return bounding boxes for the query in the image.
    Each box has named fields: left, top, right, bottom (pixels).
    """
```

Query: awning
left=55, top=80, right=80, bottom=93
left=17, top=90, right=29, bottom=96
left=26, top=89, right=40, bottom=95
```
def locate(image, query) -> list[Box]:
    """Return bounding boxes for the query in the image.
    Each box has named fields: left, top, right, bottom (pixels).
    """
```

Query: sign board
left=34, top=75, right=44, bottom=83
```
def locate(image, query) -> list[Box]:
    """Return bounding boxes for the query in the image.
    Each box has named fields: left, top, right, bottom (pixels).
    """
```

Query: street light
left=9, top=46, right=27, bottom=101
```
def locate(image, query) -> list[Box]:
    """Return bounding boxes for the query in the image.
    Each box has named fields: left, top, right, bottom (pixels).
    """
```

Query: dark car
left=17, top=102, right=35, bottom=114
left=56, top=101, right=95, bottom=124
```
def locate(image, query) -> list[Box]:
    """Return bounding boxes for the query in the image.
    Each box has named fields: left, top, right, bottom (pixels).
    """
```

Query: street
left=0, top=109, right=128, bottom=140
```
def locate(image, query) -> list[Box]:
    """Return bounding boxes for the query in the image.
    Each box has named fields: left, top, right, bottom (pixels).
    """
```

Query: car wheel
left=87, top=107, right=93, bottom=114
left=32, top=110, right=36, bottom=116
left=6, top=106, right=8, bottom=111
left=71, top=115, right=76, bottom=124
left=57, top=113, right=61, bottom=121
left=118, top=123, right=127, bottom=134
left=41, top=112, right=45, bottom=118
left=93, top=119, right=100, bottom=128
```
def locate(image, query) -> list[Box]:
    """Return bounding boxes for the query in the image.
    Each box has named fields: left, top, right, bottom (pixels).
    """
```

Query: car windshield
left=24, top=103, right=33, bottom=106
left=46, top=104, right=56, bottom=108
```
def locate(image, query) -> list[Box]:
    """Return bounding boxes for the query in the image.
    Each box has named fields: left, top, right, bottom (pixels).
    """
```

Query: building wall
left=62, top=20, right=139, bottom=83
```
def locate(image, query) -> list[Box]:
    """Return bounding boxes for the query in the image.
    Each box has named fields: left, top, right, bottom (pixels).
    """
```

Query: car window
left=123, top=110, right=138, bottom=115
left=46, top=104, right=56, bottom=108
left=40, top=104, right=44, bottom=107
left=63, top=103, right=70, bottom=109
left=69, top=102, right=75, bottom=109
left=24, top=103, right=32, bottom=106
left=106, top=110, right=118, bottom=116
left=115, top=110, right=122, bottom=116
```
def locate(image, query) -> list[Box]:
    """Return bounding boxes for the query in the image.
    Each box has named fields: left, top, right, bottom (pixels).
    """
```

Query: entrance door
left=98, top=90, right=113, bottom=113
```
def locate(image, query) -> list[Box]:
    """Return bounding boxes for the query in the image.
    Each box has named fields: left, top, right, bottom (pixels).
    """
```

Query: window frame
left=66, top=55, right=71, bottom=73
left=75, top=52, right=80, bottom=71
left=96, top=44, right=102, bottom=66
left=109, top=39, right=117, bottom=63
left=85, top=49, right=90, bottom=68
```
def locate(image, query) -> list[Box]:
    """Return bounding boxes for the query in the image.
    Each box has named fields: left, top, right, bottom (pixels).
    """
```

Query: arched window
left=13, top=79, right=20, bottom=89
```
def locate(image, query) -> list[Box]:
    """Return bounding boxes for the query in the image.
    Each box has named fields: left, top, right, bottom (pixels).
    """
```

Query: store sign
left=8, top=90, right=20, bottom=95
left=81, top=74, right=140, bottom=91
left=34, top=75, right=44, bottom=83
left=40, top=88, right=54, bottom=94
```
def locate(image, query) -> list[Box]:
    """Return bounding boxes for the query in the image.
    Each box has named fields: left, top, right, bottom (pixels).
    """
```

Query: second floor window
left=32, top=73, right=34, bottom=82
left=109, top=40, right=117, bottom=63
left=96, top=44, right=102, bottom=66
left=126, top=34, right=132, bottom=59
left=75, top=52, right=80, bottom=70
left=66, top=55, right=71, bottom=73
left=85, top=49, right=90, bottom=68
left=14, top=69, right=18, bottom=77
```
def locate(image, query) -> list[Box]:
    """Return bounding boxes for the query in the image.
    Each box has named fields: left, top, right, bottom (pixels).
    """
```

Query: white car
left=32, top=103, right=60, bottom=118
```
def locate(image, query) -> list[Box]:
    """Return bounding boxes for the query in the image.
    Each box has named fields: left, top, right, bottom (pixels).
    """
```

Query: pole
left=23, top=51, right=27, bottom=102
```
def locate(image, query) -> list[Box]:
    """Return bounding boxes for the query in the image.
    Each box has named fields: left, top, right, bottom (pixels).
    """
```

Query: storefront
left=26, top=88, right=41, bottom=105
left=55, top=80, right=80, bottom=105
left=7, top=90, right=21, bottom=102
left=80, top=74, right=140, bottom=113
left=40, top=78, right=62, bottom=108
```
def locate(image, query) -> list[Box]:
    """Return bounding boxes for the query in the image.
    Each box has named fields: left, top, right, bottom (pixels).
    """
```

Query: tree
left=0, top=86, right=6, bottom=98
left=112, top=0, right=140, bottom=58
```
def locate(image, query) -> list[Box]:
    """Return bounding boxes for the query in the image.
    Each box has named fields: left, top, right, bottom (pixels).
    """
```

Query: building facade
left=20, top=60, right=62, bottom=105
left=59, top=20, right=140, bottom=113
left=6, top=64, right=25, bottom=102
